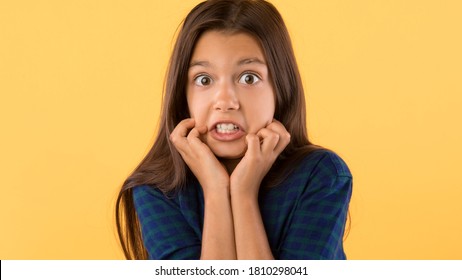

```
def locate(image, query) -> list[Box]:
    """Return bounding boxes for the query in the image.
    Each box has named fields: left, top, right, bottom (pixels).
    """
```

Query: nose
left=213, top=81, right=240, bottom=111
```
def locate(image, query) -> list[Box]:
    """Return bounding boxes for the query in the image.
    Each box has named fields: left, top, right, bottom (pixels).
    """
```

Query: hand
left=170, top=118, right=230, bottom=194
left=230, top=120, right=290, bottom=198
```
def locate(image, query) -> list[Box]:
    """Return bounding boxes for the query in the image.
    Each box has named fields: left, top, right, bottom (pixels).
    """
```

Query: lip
left=209, top=120, right=246, bottom=142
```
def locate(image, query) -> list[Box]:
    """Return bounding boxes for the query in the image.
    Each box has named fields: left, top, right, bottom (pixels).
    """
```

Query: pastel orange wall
left=1, top=0, right=461, bottom=259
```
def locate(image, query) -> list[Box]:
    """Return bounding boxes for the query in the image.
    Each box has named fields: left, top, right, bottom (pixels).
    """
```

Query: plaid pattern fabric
left=133, top=149, right=353, bottom=259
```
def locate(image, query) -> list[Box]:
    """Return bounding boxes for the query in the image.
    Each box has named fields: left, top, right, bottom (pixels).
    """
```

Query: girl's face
left=187, top=30, right=275, bottom=159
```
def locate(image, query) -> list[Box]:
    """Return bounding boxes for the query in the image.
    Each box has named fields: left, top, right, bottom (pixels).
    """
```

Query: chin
left=208, top=143, right=246, bottom=159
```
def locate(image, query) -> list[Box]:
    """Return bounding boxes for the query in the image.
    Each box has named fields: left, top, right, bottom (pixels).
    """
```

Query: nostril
left=213, top=101, right=240, bottom=111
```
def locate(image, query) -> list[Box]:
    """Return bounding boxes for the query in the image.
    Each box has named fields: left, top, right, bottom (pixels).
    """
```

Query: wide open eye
left=194, top=75, right=212, bottom=86
left=238, top=73, right=260, bottom=85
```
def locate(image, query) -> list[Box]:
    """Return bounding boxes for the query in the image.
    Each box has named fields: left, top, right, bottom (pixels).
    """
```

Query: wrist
left=203, top=183, right=231, bottom=201
left=230, top=178, right=260, bottom=198
left=230, top=187, right=259, bottom=203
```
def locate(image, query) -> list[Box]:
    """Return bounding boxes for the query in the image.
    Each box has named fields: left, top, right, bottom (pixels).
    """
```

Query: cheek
left=244, top=104, right=275, bottom=133
left=252, top=94, right=275, bottom=123
left=187, top=94, right=208, bottom=125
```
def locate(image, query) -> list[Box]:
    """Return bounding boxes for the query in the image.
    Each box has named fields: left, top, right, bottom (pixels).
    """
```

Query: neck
left=219, top=158, right=241, bottom=175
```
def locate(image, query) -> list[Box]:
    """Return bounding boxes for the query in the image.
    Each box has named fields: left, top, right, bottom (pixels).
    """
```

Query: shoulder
left=285, top=149, right=352, bottom=196
left=132, top=184, right=184, bottom=199
left=132, top=185, right=180, bottom=211
left=132, top=184, right=164, bottom=199
left=300, top=149, right=352, bottom=178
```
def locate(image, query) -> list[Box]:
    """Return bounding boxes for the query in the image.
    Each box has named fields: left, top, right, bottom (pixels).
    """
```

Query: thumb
left=196, top=125, right=208, bottom=135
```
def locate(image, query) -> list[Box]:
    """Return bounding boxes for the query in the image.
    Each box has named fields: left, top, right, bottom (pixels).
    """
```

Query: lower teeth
left=217, top=129, right=237, bottom=134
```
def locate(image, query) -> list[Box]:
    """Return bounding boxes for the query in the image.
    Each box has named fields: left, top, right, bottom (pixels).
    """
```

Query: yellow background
left=1, top=0, right=461, bottom=259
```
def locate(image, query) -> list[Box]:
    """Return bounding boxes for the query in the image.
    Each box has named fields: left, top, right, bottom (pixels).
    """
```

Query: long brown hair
left=116, top=0, right=323, bottom=259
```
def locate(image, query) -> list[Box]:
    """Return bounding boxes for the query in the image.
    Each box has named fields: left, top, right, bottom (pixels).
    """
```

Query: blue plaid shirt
left=133, top=149, right=352, bottom=259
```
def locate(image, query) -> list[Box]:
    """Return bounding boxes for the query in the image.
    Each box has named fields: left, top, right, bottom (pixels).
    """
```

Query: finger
left=170, top=118, right=195, bottom=140
left=245, top=134, right=261, bottom=157
left=266, top=119, right=288, bottom=137
left=187, top=127, right=213, bottom=155
left=257, top=128, right=280, bottom=155
left=187, top=124, right=208, bottom=141
left=187, top=127, right=205, bottom=145
left=170, top=118, right=195, bottom=153
left=265, top=120, right=291, bottom=154
left=196, top=125, right=208, bottom=135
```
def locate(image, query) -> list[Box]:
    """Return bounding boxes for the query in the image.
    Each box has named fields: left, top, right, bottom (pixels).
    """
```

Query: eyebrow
left=189, top=60, right=210, bottom=68
left=189, top=57, right=266, bottom=68
left=237, top=57, right=266, bottom=66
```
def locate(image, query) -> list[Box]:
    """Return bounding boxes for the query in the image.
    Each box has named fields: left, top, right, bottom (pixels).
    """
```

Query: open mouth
left=210, top=121, right=245, bottom=141
left=216, top=123, right=239, bottom=134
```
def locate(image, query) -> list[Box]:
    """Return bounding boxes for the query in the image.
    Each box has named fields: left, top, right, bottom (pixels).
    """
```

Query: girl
left=116, top=0, right=352, bottom=260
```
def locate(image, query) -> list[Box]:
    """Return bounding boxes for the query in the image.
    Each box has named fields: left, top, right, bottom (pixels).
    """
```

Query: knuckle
left=268, top=133, right=279, bottom=142
left=267, top=124, right=276, bottom=130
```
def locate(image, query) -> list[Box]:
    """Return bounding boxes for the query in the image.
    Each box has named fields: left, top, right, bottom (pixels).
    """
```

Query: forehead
left=190, top=30, right=266, bottom=64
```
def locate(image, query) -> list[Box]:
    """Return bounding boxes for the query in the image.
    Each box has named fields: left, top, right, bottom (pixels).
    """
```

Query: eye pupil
left=201, top=77, right=210, bottom=85
left=245, top=75, right=254, bottom=84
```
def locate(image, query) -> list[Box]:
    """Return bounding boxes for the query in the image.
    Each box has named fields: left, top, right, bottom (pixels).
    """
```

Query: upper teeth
left=216, top=123, right=238, bottom=132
